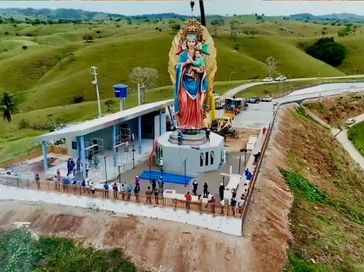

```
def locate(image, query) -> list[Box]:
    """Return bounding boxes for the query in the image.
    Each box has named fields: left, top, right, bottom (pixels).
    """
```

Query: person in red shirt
left=185, top=191, right=192, bottom=210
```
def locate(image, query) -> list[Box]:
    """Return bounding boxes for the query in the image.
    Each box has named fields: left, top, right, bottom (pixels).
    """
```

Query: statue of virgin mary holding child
left=169, top=20, right=216, bottom=132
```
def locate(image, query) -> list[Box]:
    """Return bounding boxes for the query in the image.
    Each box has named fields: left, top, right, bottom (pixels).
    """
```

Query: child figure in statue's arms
left=186, top=49, right=205, bottom=80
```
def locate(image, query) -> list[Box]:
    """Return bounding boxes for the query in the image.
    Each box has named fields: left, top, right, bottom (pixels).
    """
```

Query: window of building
left=205, top=152, right=209, bottom=166
left=200, top=153, right=204, bottom=167
left=72, top=141, right=77, bottom=150
left=210, top=151, right=215, bottom=165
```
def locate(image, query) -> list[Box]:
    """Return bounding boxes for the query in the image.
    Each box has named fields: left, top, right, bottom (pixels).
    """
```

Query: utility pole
left=91, top=66, right=102, bottom=118
left=137, top=83, right=141, bottom=106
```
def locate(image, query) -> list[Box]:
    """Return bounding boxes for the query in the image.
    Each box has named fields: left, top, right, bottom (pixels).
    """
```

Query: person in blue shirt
left=126, top=184, right=132, bottom=201
left=103, top=182, right=109, bottom=198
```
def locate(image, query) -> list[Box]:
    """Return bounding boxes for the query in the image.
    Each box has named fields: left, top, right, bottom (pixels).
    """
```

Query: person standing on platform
left=127, top=184, right=132, bottom=201
left=219, top=183, right=225, bottom=201
left=90, top=182, right=96, bottom=197
left=205, top=128, right=210, bottom=142
left=76, top=158, right=82, bottom=171
left=185, top=191, right=192, bottom=210
left=154, top=188, right=159, bottom=204
left=203, top=182, right=208, bottom=198
left=35, top=173, right=40, bottom=189
left=158, top=176, right=164, bottom=195
left=135, top=176, right=141, bottom=192
left=145, top=186, right=152, bottom=204
left=103, top=182, right=109, bottom=198
left=192, top=180, right=198, bottom=196
left=151, top=179, right=157, bottom=192
left=112, top=182, right=118, bottom=199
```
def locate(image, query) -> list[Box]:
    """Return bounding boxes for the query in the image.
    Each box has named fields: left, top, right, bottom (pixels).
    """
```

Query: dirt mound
left=304, top=93, right=364, bottom=125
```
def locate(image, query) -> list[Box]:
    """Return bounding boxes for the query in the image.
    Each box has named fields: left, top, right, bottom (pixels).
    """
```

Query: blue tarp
left=140, top=171, right=194, bottom=186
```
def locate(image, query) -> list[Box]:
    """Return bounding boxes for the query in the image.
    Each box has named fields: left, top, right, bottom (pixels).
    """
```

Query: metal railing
left=0, top=177, right=243, bottom=218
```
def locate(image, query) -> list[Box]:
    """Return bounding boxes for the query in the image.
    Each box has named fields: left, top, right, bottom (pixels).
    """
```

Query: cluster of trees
left=305, top=37, right=346, bottom=66
left=338, top=24, right=358, bottom=37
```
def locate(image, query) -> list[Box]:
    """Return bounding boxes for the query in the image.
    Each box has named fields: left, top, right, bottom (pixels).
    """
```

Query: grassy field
left=1, top=16, right=364, bottom=164
left=0, top=229, right=136, bottom=271
left=280, top=107, right=364, bottom=271
left=0, top=18, right=361, bottom=112
left=348, top=121, right=364, bottom=157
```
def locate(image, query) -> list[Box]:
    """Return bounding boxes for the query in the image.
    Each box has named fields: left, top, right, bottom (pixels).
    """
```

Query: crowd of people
left=184, top=168, right=254, bottom=215
left=31, top=155, right=255, bottom=217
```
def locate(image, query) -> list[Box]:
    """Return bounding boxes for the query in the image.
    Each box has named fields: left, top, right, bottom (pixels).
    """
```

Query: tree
left=265, top=56, right=278, bottom=77
left=1, top=92, right=17, bottom=128
left=129, top=67, right=159, bottom=104
left=305, top=37, right=346, bottom=66
left=230, top=20, right=239, bottom=39
left=82, top=34, right=94, bottom=43
left=170, top=23, right=181, bottom=33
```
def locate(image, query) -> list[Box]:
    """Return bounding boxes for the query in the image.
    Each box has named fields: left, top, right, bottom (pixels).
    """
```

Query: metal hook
left=190, top=1, right=195, bottom=17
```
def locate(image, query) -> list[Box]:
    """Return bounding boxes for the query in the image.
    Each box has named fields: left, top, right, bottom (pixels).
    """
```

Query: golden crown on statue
left=180, top=19, right=204, bottom=41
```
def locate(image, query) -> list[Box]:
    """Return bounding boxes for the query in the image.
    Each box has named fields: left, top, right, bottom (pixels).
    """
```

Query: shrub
left=305, top=37, right=346, bottom=66
left=73, top=95, right=84, bottom=104
left=104, top=99, right=116, bottom=112
left=18, top=119, right=30, bottom=129
left=82, top=34, right=94, bottom=43
left=22, top=45, right=28, bottom=50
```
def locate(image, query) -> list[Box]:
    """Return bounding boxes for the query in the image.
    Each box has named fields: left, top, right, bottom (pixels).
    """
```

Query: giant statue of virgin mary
left=168, top=20, right=217, bottom=131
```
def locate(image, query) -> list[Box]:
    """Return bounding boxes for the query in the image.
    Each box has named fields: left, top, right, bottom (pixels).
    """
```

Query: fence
left=0, top=176, right=243, bottom=219
left=240, top=108, right=278, bottom=232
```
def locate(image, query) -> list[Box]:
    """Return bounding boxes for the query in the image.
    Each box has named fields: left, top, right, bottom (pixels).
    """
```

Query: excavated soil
left=225, top=128, right=260, bottom=152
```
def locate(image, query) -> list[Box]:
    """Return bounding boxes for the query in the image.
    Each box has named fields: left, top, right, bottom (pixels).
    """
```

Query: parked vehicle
left=247, top=97, right=259, bottom=103
left=261, top=96, right=273, bottom=102
left=346, top=118, right=356, bottom=125
left=275, top=75, right=287, bottom=81
left=215, top=95, right=225, bottom=109
left=262, top=77, right=273, bottom=82
left=224, top=98, right=245, bottom=116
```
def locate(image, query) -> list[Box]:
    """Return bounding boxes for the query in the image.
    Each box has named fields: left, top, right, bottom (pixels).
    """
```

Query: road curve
left=223, top=74, right=364, bottom=98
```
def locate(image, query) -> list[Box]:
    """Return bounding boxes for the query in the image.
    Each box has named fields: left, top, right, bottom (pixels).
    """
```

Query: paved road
left=223, top=74, right=364, bottom=98
left=223, top=81, right=364, bottom=170
left=335, top=113, right=364, bottom=170
left=222, top=84, right=364, bottom=130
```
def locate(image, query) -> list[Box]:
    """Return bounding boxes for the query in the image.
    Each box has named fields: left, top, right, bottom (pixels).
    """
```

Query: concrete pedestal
left=156, top=131, right=224, bottom=176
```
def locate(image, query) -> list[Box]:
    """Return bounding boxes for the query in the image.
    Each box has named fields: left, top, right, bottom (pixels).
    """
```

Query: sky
left=0, top=0, right=364, bottom=16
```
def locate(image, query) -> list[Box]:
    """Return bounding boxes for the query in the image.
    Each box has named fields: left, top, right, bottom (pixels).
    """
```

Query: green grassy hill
left=0, top=18, right=361, bottom=112
left=280, top=107, right=364, bottom=271
left=0, top=15, right=363, bottom=163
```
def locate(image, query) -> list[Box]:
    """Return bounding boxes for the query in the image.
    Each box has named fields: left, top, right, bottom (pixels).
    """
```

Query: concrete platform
left=156, top=131, right=225, bottom=175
